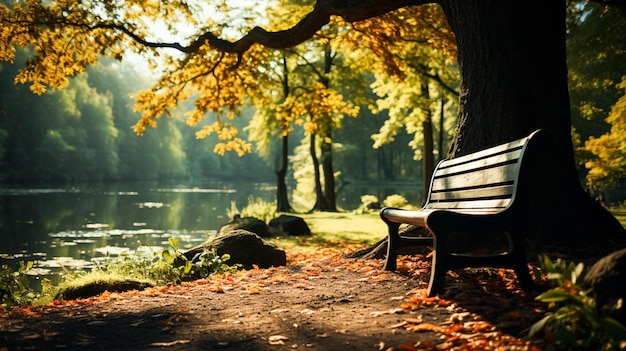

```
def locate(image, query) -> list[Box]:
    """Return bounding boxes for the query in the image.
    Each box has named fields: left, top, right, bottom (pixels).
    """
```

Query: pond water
left=0, top=179, right=421, bottom=281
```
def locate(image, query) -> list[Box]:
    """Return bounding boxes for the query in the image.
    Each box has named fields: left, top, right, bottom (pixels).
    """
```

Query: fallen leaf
left=389, top=321, right=408, bottom=329
left=406, top=323, right=447, bottom=333
left=148, top=339, right=191, bottom=347
left=86, top=321, right=107, bottom=326
left=248, top=284, right=263, bottom=294
left=130, top=320, right=145, bottom=328
left=403, top=317, right=423, bottom=324
left=370, top=307, right=404, bottom=317
left=299, top=308, right=315, bottom=316
left=268, top=335, right=289, bottom=345
left=292, top=282, right=312, bottom=289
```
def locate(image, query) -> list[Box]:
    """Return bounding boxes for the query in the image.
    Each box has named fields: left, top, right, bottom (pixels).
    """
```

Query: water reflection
left=0, top=179, right=422, bottom=279
left=0, top=180, right=275, bottom=277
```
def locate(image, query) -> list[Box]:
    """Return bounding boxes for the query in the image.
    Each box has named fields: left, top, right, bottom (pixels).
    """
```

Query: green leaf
left=537, top=289, right=574, bottom=303
left=529, top=314, right=553, bottom=337
left=168, top=237, right=179, bottom=250
left=601, top=317, right=626, bottom=339
left=183, top=260, right=192, bottom=275
left=571, top=262, right=585, bottom=284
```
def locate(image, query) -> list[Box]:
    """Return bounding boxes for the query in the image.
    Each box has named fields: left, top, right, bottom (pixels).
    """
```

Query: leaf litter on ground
left=0, top=247, right=546, bottom=350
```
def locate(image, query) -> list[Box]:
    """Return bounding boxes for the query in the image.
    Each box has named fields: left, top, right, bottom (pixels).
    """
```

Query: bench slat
left=431, top=164, right=518, bottom=192
left=436, top=149, right=522, bottom=176
left=439, top=139, right=526, bottom=168
left=425, top=198, right=510, bottom=210
left=429, top=184, right=515, bottom=202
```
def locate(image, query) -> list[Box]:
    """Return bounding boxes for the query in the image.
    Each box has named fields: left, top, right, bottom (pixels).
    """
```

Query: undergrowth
left=531, top=255, right=626, bottom=351
left=1, top=238, right=239, bottom=307
left=227, top=195, right=276, bottom=222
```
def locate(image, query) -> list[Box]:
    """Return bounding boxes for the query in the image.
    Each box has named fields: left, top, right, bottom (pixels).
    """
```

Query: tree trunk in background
left=438, top=97, right=445, bottom=163
left=440, top=0, right=625, bottom=245
left=320, top=127, right=338, bottom=211
left=276, top=134, right=293, bottom=212
left=421, top=83, right=434, bottom=206
left=310, top=133, right=327, bottom=211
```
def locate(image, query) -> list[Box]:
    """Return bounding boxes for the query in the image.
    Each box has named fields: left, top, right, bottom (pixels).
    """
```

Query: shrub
left=94, top=238, right=239, bottom=286
left=0, top=262, right=37, bottom=307
left=383, top=194, right=408, bottom=208
left=530, top=255, right=626, bottom=351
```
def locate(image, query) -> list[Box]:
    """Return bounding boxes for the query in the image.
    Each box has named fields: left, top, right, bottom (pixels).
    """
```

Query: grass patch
left=266, top=211, right=386, bottom=253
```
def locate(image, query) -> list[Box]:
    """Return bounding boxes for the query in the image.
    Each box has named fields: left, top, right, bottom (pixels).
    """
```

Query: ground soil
left=0, top=241, right=622, bottom=351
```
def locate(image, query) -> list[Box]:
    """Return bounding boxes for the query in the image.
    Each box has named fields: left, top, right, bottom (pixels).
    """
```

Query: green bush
left=353, top=194, right=380, bottom=214
left=0, top=262, right=37, bottom=307
left=530, top=255, right=626, bottom=351
left=383, top=194, right=408, bottom=208
left=94, top=238, right=239, bottom=285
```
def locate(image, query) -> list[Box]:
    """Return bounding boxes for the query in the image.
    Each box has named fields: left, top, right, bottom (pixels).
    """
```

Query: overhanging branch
left=113, top=0, right=435, bottom=54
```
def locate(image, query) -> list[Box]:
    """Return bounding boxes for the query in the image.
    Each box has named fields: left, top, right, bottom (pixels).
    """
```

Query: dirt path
left=0, top=252, right=544, bottom=351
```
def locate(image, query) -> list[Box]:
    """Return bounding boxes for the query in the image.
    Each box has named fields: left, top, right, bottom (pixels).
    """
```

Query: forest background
left=0, top=1, right=625, bottom=207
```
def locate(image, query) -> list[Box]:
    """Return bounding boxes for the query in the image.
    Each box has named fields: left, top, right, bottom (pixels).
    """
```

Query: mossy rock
left=55, top=273, right=154, bottom=300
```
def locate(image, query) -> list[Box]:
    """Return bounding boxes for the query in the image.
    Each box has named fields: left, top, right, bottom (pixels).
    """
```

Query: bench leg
left=508, top=232, right=534, bottom=292
left=427, top=232, right=448, bottom=297
left=383, top=222, right=401, bottom=271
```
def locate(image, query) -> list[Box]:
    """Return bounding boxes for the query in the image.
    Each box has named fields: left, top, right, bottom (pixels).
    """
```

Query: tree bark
left=439, top=0, right=625, bottom=245
left=421, top=82, right=434, bottom=205
left=320, top=127, right=338, bottom=211
left=310, top=133, right=327, bottom=211
left=276, top=134, right=294, bottom=212
left=276, top=55, right=294, bottom=213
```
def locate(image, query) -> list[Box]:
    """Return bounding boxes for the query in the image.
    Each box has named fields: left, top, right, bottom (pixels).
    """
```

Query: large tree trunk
left=439, top=0, right=625, bottom=246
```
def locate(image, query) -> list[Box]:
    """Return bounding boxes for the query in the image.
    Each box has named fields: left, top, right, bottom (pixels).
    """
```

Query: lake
left=0, top=179, right=421, bottom=280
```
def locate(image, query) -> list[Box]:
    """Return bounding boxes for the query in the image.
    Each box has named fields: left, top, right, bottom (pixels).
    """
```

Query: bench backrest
left=424, top=129, right=549, bottom=214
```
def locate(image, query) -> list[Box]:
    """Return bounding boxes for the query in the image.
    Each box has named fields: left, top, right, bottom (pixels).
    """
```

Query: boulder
left=218, top=215, right=274, bottom=238
left=269, top=215, right=311, bottom=236
left=185, top=229, right=286, bottom=269
left=585, top=248, right=626, bottom=324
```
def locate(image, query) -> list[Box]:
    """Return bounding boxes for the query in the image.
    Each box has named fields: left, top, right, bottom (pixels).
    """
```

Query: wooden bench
left=380, top=129, right=551, bottom=297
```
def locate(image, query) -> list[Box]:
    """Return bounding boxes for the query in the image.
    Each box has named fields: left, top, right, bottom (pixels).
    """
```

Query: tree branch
left=113, top=0, right=435, bottom=54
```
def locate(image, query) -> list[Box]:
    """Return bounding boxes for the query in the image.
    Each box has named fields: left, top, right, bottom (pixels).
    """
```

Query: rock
left=56, top=278, right=153, bottom=300
left=585, top=248, right=626, bottom=324
left=269, top=215, right=311, bottom=236
left=365, top=201, right=382, bottom=210
left=185, top=229, right=286, bottom=269
left=218, top=215, right=274, bottom=238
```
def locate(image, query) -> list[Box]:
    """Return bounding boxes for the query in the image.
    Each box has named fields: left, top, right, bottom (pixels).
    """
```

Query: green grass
left=266, top=211, right=386, bottom=253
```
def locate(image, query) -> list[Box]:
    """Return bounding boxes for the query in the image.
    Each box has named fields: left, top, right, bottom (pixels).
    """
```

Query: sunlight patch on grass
left=267, top=211, right=386, bottom=253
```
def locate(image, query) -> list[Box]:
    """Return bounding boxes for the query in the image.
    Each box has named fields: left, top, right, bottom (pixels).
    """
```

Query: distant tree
left=583, top=79, right=626, bottom=191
